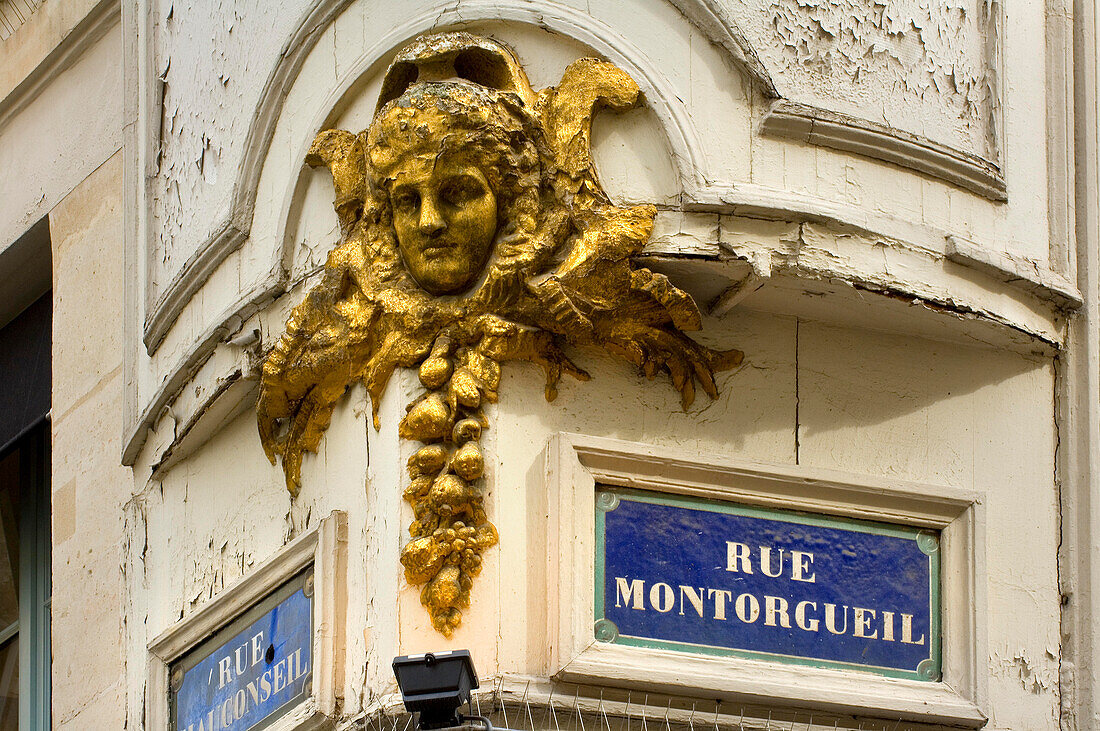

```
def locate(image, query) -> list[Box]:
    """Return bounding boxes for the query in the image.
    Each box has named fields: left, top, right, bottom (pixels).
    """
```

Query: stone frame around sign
left=168, top=569, right=314, bottom=731
left=145, top=511, right=348, bottom=731
left=540, top=433, right=986, bottom=728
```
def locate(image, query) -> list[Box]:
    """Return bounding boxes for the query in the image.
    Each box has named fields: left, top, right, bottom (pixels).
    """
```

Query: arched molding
left=758, top=101, right=1007, bottom=203
left=266, top=0, right=724, bottom=280
left=140, top=0, right=776, bottom=356
left=140, top=0, right=355, bottom=355
left=126, top=0, right=775, bottom=464
left=664, top=0, right=778, bottom=99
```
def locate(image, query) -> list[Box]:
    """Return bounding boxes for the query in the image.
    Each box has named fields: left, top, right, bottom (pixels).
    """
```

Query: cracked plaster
left=728, top=0, right=997, bottom=161
left=145, top=0, right=1002, bottom=329
left=149, top=0, right=313, bottom=306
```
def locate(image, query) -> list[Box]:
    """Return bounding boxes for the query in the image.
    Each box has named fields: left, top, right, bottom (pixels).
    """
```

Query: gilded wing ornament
left=257, top=33, right=743, bottom=636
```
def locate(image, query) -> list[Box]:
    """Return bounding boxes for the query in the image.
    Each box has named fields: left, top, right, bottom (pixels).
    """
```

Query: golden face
left=387, top=153, right=498, bottom=296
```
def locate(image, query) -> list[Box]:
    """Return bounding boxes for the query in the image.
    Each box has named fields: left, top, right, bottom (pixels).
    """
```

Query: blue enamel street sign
left=595, top=489, right=941, bottom=680
left=171, top=572, right=313, bottom=731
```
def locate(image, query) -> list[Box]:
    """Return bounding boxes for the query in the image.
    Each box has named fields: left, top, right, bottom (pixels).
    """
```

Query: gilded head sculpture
left=258, top=33, right=743, bottom=636
left=367, top=83, right=543, bottom=296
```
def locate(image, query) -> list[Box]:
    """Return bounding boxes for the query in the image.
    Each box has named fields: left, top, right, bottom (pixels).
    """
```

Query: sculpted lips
left=420, top=241, right=458, bottom=259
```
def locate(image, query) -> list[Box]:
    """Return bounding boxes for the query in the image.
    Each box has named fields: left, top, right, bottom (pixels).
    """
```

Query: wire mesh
left=354, top=677, right=945, bottom=731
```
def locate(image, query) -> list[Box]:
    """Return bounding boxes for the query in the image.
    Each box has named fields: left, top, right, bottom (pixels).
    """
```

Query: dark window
left=0, top=289, right=51, bottom=730
left=0, top=427, right=49, bottom=730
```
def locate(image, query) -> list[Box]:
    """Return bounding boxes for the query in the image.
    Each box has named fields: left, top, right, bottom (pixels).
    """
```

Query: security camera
left=392, top=650, right=479, bottom=729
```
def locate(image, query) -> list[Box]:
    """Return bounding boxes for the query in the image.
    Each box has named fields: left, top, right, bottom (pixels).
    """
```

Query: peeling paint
left=732, top=0, right=997, bottom=160
left=123, top=7, right=1064, bottom=729
left=150, top=0, right=314, bottom=302
left=718, top=217, right=1066, bottom=349
left=993, top=647, right=1059, bottom=696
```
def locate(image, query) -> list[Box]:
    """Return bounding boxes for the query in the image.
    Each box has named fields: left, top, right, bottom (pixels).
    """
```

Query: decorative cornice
left=760, top=100, right=1008, bottom=203
left=945, top=234, right=1082, bottom=308
left=125, top=0, right=1054, bottom=477
left=123, top=279, right=282, bottom=466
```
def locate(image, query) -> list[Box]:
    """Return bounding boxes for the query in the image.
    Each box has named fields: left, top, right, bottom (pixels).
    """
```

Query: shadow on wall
left=502, top=308, right=1047, bottom=489
left=499, top=309, right=796, bottom=463
left=795, top=320, right=1050, bottom=485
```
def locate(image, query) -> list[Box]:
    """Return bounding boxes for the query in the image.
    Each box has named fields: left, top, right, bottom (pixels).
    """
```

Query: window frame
left=541, top=432, right=986, bottom=728
left=16, top=424, right=49, bottom=731
left=0, top=421, right=52, bottom=731
left=145, top=511, right=347, bottom=731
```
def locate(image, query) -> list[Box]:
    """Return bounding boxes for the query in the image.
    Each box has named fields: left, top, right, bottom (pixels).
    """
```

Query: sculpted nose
left=418, top=196, right=446, bottom=237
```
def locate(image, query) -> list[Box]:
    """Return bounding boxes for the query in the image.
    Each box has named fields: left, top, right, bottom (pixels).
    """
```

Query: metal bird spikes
left=257, top=32, right=743, bottom=635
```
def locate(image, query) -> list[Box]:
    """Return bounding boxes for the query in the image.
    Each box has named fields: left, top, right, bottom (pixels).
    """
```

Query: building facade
left=3, top=0, right=1100, bottom=729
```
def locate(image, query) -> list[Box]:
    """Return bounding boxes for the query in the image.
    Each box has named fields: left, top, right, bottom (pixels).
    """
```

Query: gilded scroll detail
left=257, top=33, right=743, bottom=636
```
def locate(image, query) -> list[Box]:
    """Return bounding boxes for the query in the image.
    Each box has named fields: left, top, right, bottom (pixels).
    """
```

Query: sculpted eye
left=393, top=190, right=420, bottom=212
left=441, top=177, right=483, bottom=205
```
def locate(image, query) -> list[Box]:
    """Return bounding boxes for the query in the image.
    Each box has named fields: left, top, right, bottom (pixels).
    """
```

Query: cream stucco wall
left=1, top=0, right=1099, bottom=730
left=123, top=311, right=1058, bottom=729
left=116, top=2, right=1076, bottom=729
